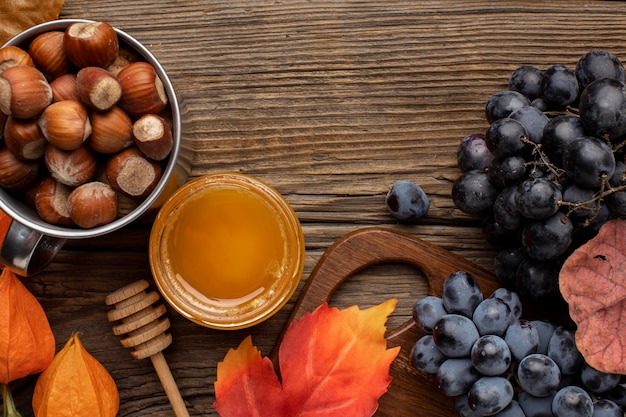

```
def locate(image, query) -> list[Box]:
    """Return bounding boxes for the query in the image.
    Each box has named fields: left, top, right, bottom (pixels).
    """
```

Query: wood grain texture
left=6, top=0, right=626, bottom=415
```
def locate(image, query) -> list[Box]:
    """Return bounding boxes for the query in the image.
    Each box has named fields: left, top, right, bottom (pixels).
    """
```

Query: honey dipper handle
left=150, top=352, right=190, bottom=417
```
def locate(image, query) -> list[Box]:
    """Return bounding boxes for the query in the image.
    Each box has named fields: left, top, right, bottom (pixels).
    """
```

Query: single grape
left=467, top=376, right=514, bottom=416
left=576, top=50, right=626, bottom=92
left=531, top=97, right=548, bottom=112
left=579, top=77, right=626, bottom=141
left=455, top=394, right=482, bottom=417
left=458, top=133, right=495, bottom=172
left=493, top=400, right=525, bottom=417
left=542, top=114, right=586, bottom=167
left=548, top=326, right=584, bottom=375
left=485, top=117, right=529, bottom=158
left=410, top=335, right=447, bottom=374
left=471, top=334, right=511, bottom=376
left=385, top=180, right=430, bottom=222
left=515, top=256, right=561, bottom=303
left=581, top=362, right=621, bottom=394
left=609, top=160, right=626, bottom=186
left=519, top=391, right=556, bottom=417
left=592, top=399, right=623, bottom=417
left=493, top=248, right=525, bottom=290
left=472, top=298, right=513, bottom=336
left=605, top=188, right=626, bottom=216
left=509, top=65, right=543, bottom=100
left=433, top=314, right=480, bottom=358
left=442, top=271, right=483, bottom=317
left=606, top=383, right=626, bottom=407
left=563, top=135, right=616, bottom=188
left=529, top=320, right=556, bottom=355
left=504, top=319, right=539, bottom=362
left=452, top=170, right=500, bottom=215
left=493, top=186, right=523, bottom=232
left=485, top=90, right=531, bottom=124
left=412, top=295, right=447, bottom=333
left=489, top=157, right=527, bottom=189
left=552, top=386, right=593, bottom=417
left=562, top=183, right=597, bottom=220
left=515, top=177, right=562, bottom=220
left=542, top=64, right=579, bottom=109
left=517, top=353, right=561, bottom=397
left=489, top=287, right=522, bottom=319
left=509, top=105, right=550, bottom=144
left=437, top=357, right=480, bottom=396
left=521, top=212, right=573, bottom=261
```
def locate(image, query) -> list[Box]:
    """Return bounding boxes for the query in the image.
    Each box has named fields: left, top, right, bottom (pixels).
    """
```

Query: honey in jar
left=149, top=173, right=305, bottom=330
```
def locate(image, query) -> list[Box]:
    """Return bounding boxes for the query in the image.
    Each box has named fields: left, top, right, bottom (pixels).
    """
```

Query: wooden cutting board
left=271, top=227, right=506, bottom=417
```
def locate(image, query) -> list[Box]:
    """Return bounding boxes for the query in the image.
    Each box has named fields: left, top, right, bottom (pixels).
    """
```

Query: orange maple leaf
left=214, top=299, right=400, bottom=417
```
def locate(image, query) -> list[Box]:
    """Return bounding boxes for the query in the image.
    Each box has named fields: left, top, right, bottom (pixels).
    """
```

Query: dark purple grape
left=468, top=376, right=514, bottom=416
left=494, top=400, right=526, bottom=417
left=552, top=386, right=593, bottom=417
left=579, top=77, right=626, bottom=141
left=412, top=295, right=447, bottom=333
left=542, top=115, right=586, bottom=167
left=542, top=64, right=579, bottom=109
left=485, top=117, right=529, bottom=158
left=433, top=314, right=480, bottom=358
left=489, top=156, right=527, bottom=188
left=385, top=180, right=430, bottom=222
left=494, top=248, right=525, bottom=290
left=471, top=334, right=511, bottom=375
left=457, top=133, right=495, bottom=172
left=509, top=65, right=544, bottom=100
left=515, top=177, right=562, bottom=220
left=548, top=326, right=584, bottom=375
left=410, top=335, right=447, bottom=374
left=516, top=256, right=561, bottom=303
left=472, top=297, right=513, bottom=336
left=576, top=50, right=625, bottom=92
left=562, top=183, right=596, bottom=220
left=581, top=363, right=621, bottom=394
left=509, top=105, right=550, bottom=144
left=517, top=353, right=561, bottom=397
left=437, top=358, right=480, bottom=396
left=605, top=188, right=626, bottom=216
left=493, top=186, right=523, bottom=231
left=442, top=271, right=483, bottom=317
left=452, top=170, right=499, bottom=214
left=485, top=90, right=531, bottom=124
left=563, top=136, right=615, bottom=188
left=490, top=287, right=522, bottom=319
left=592, top=399, right=623, bottom=417
left=530, top=319, right=556, bottom=355
left=522, top=212, right=573, bottom=260
left=519, top=391, right=556, bottom=417
left=505, top=319, right=539, bottom=362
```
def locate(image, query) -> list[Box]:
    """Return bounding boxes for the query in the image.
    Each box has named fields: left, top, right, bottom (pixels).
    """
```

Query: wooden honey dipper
left=105, top=279, right=190, bottom=417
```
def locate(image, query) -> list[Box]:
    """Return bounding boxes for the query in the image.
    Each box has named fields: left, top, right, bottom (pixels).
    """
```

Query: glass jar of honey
left=149, top=173, right=305, bottom=329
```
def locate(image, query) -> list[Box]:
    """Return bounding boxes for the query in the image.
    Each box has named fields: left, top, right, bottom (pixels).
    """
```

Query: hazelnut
left=4, top=116, right=47, bottom=160
left=35, top=177, right=74, bottom=226
left=67, top=181, right=118, bottom=228
left=50, top=74, right=79, bottom=102
left=88, top=106, right=133, bottom=154
left=76, top=66, right=122, bottom=111
left=106, top=45, right=139, bottom=76
left=64, top=21, right=119, bottom=68
left=0, top=146, right=39, bottom=190
left=132, top=114, right=173, bottom=161
left=106, top=147, right=162, bottom=199
left=117, top=62, right=168, bottom=117
left=44, top=144, right=97, bottom=187
left=38, top=100, right=91, bottom=150
left=0, top=66, right=53, bottom=119
left=0, top=46, right=35, bottom=73
left=28, top=31, right=73, bottom=79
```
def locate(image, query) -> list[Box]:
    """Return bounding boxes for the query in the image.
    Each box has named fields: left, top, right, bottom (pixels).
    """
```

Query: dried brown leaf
left=0, top=0, right=65, bottom=45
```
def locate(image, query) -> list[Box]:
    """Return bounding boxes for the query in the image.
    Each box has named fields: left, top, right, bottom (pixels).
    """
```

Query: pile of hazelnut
left=0, top=21, right=174, bottom=229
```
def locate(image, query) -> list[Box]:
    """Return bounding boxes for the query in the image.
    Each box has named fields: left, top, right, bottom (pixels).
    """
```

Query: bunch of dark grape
left=452, top=50, right=626, bottom=304
left=411, top=271, right=626, bottom=416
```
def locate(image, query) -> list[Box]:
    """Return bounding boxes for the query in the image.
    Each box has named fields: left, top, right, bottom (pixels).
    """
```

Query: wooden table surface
left=8, top=1, right=626, bottom=415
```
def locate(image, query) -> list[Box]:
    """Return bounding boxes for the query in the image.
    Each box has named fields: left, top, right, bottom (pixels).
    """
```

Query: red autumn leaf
left=214, top=299, right=400, bottom=417
left=560, top=218, right=626, bottom=374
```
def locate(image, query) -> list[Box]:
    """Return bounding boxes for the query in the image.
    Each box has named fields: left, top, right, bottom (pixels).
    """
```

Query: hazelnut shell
left=67, top=181, right=118, bottom=228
